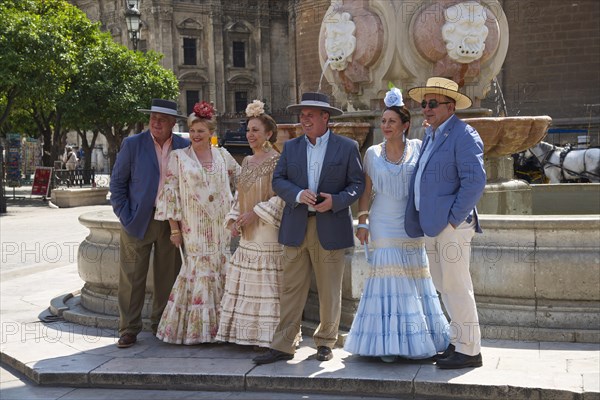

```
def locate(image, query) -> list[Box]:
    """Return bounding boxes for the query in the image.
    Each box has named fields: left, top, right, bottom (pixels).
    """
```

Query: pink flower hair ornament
left=193, top=101, right=215, bottom=120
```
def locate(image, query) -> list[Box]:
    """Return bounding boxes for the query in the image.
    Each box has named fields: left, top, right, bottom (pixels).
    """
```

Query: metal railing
left=53, top=169, right=96, bottom=188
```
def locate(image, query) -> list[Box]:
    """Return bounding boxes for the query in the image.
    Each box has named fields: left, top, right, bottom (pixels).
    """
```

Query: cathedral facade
left=70, top=0, right=296, bottom=131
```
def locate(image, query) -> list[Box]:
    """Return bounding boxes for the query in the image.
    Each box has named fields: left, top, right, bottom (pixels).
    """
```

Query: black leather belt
left=307, top=211, right=317, bottom=217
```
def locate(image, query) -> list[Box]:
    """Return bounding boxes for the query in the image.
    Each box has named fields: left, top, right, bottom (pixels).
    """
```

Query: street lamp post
left=124, top=0, right=141, bottom=51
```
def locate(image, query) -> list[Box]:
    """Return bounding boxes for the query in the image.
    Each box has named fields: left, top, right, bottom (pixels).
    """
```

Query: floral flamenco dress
left=344, top=139, right=450, bottom=359
left=216, top=153, right=285, bottom=347
left=155, top=146, right=240, bottom=345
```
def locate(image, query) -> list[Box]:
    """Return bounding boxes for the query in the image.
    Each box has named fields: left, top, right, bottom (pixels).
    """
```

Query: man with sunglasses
left=405, top=77, right=486, bottom=369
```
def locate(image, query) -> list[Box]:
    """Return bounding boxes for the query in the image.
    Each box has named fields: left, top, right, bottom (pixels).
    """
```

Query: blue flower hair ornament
left=384, top=87, right=404, bottom=108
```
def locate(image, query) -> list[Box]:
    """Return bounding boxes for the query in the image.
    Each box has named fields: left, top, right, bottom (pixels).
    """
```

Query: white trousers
left=424, top=219, right=481, bottom=356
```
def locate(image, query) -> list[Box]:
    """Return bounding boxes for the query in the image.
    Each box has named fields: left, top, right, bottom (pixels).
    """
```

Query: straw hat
left=138, top=98, right=187, bottom=119
left=407, top=77, right=472, bottom=110
left=286, top=92, right=343, bottom=116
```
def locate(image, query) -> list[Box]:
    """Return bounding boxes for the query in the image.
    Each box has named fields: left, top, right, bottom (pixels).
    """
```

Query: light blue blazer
left=110, top=130, right=190, bottom=240
left=405, top=115, right=486, bottom=237
left=273, top=133, right=365, bottom=250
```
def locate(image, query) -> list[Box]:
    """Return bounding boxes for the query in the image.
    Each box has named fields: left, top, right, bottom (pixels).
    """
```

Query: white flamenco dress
left=344, top=139, right=450, bottom=359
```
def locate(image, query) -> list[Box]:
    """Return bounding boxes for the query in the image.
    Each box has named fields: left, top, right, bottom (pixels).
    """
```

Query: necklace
left=381, top=141, right=407, bottom=165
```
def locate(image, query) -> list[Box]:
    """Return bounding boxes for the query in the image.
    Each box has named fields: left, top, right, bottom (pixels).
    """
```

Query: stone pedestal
left=479, top=156, right=532, bottom=215
left=77, top=210, right=154, bottom=321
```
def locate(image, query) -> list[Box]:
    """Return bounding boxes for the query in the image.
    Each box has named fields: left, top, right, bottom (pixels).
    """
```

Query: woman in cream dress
left=155, top=101, right=240, bottom=344
left=217, top=100, right=285, bottom=348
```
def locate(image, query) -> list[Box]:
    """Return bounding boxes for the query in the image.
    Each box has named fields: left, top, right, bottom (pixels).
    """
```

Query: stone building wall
left=501, top=0, right=599, bottom=144
left=69, top=0, right=292, bottom=132
left=291, top=0, right=336, bottom=105
left=69, top=0, right=599, bottom=144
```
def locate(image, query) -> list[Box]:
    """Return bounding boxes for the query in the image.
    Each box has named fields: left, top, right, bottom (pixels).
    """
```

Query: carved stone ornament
left=324, top=11, right=356, bottom=71
left=442, top=1, right=489, bottom=64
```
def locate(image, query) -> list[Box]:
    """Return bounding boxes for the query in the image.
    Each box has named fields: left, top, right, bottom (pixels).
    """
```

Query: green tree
left=1, top=0, right=179, bottom=171
left=63, top=40, right=179, bottom=171
left=0, top=0, right=101, bottom=165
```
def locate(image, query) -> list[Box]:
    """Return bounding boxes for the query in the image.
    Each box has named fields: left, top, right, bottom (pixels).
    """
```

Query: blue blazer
left=110, top=130, right=190, bottom=240
left=273, top=132, right=365, bottom=250
left=405, top=115, right=486, bottom=237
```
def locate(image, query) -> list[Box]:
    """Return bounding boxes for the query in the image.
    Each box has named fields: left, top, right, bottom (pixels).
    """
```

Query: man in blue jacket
left=110, top=99, right=189, bottom=348
left=405, top=78, right=486, bottom=369
left=253, top=92, right=364, bottom=364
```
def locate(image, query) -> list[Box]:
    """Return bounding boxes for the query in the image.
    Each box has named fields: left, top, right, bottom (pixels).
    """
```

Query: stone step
left=2, top=319, right=597, bottom=400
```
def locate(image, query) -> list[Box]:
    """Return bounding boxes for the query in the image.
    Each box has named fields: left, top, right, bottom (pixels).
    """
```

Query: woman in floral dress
left=155, top=101, right=240, bottom=344
left=216, top=100, right=285, bottom=348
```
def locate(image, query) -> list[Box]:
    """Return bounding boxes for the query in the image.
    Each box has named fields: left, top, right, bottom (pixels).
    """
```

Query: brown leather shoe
left=117, top=333, right=137, bottom=348
left=252, top=349, right=294, bottom=364
left=316, top=346, right=333, bottom=361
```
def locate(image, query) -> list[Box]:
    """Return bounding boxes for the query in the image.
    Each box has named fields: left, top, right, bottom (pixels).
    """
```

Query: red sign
left=31, top=167, right=53, bottom=197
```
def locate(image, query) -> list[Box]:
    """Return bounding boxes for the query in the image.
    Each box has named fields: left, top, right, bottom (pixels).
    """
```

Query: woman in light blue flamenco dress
left=344, top=87, right=449, bottom=362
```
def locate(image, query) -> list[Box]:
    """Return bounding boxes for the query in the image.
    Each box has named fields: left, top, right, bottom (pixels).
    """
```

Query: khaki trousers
left=271, top=217, right=346, bottom=354
left=424, top=219, right=481, bottom=356
left=118, top=219, right=181, bottom=336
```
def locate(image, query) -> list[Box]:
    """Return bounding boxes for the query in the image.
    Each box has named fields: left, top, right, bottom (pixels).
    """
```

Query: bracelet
left=170, top=229, right=180, bottom=235
left=356, top=211, right=369, bottom=219
left=356, top=223, right=369, bottom=230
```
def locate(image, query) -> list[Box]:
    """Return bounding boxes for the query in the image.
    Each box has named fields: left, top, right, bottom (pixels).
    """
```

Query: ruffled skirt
left=156, top=253, right=226, bottom=345
left=344, top=240, right=449, bottom=358
left=216, top=238, right=283, bottom=347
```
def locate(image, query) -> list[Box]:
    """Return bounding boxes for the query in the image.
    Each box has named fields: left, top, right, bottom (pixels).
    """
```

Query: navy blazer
left=273, top=132, right=365, bottom=250
left=110, top=130, right=190, bottom=240
left=405, top=115, right=486, bottom=238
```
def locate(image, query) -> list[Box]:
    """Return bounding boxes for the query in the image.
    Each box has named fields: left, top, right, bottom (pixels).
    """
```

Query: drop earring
left=262, top=140, right=272, bottom=153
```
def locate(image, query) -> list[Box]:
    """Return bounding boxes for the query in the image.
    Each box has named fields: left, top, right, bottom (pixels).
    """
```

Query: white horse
left=524, top=141, right=600, bottom=183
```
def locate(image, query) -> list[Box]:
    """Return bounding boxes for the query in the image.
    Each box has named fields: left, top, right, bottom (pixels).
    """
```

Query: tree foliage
left=0, top=0, right=179, bottom=169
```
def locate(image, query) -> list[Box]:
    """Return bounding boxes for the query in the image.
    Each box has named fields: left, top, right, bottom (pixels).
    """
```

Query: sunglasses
left=421, top=99, right=452, bottom=109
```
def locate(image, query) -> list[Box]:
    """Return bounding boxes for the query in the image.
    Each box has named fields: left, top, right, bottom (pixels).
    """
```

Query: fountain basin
left=471, top=214, right=600, bottom=342
left=464, top=116, right=552, bottom=158
left=276, top=122, right=371, bottom=150
left=71, top=202, right=599, bottom=343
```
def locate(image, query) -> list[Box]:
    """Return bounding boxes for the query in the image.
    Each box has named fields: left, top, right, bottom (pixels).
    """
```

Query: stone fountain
left=53, top=0, right=598, bottom=344
left=304, top=0, right=600, bottom=342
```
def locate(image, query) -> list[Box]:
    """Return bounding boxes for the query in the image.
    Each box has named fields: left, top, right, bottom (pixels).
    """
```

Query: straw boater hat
left=286, top=92, right=343, bottom=116
left=407, top=77, right=472, bottom=110
left=138, top=98, right=187, bottom=119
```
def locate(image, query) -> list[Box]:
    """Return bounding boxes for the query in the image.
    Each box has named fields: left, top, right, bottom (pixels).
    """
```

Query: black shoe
left=252, top=348, right=294, bottom=365
left=433, top=343, right=455, bottom=361
left=436, top=352, right=482, bottom=369
left=316, top=346, right=333, bottom=361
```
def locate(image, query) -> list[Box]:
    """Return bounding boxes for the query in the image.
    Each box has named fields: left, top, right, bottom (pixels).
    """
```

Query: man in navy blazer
left=405, top=78, right=486, bottom=369
left=253, top=92, right=364, bottom=364
left=110, top=99, right=189, bottom=348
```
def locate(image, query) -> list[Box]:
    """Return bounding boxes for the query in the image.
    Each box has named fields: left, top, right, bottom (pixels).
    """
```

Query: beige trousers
left=271, top=217, right=346, bottom=354
left=118, top=219, right=181, bottom=336
left=424, top=219, right=481, bottom=356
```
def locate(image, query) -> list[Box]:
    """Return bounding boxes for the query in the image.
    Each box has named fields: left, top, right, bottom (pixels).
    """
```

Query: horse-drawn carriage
left=513, top=141, right=600, bottom=183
